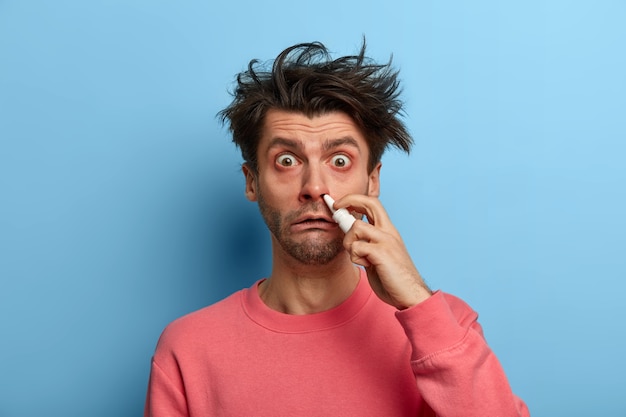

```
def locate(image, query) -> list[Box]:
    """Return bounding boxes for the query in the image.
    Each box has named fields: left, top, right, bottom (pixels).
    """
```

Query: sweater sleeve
left=144, top=329, right=189, bottom=417
left=144, top=357, right=189, bottom=417
left=395, top=291, right=530, bottom=417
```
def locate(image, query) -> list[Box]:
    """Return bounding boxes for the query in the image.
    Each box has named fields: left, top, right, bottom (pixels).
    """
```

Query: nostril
left=298, top=186, right=328, bottom=203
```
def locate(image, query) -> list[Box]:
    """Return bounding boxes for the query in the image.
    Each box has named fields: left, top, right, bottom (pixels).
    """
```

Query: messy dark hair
left=218, top=40, right=413, bottom=173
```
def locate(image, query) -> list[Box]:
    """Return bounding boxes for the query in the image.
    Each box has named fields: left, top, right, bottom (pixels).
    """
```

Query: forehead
left=261, top=109, right=368, bottom=146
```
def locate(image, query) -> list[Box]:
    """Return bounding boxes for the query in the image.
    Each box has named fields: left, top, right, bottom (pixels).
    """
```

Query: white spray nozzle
left=323, top=194, right=356, bottom=233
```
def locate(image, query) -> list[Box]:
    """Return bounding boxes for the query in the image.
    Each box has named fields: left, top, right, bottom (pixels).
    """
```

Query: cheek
left=257, top=174, right=297, bottom=202
left=330, top=171, right=371, bottom=194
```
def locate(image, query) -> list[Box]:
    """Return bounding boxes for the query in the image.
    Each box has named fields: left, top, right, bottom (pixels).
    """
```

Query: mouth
left=292, top=215, right=336, bottom=230
left=295, top=217, right=333, bottom=225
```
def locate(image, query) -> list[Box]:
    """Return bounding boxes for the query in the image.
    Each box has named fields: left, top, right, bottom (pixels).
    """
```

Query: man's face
left=243, top=109, right=380, bottom=265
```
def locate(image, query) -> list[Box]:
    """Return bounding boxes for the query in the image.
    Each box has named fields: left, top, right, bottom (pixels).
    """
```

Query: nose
left=299, top=164, right=329, bottom=203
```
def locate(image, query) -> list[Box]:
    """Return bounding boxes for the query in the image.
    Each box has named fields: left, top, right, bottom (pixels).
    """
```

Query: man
left=145, top=41, right=529, bottom=416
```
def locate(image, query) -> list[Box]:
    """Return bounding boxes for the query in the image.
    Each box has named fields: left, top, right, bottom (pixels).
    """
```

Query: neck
left=259, top=249, right=361, bottom=315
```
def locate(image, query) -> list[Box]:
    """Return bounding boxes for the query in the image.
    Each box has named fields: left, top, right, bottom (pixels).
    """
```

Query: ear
left=367, top=162, right=382, bottom=197
left=242, top=164, right=258, bottom=202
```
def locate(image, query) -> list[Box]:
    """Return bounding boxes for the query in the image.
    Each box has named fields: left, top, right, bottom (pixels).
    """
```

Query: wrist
left=396, top=285, right=432, bottom=310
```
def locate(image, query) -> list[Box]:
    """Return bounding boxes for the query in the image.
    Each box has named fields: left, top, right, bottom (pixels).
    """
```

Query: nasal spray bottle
left=323, top=194, right=356, bottom=233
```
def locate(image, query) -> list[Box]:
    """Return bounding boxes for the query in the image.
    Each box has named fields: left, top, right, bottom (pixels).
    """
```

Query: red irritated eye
left=276, top=153, right=299, bottom=167
left=330, top=154, right=351, bottom=168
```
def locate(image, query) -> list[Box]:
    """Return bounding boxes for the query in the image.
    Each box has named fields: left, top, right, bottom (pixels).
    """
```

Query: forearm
left=397, top=292, right=529, bottom=417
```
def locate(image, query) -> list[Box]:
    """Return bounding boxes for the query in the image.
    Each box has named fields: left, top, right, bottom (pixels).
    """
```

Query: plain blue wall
left=1, top=1, right=625, bottom=416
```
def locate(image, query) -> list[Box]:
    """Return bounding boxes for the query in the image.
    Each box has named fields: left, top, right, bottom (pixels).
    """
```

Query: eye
left=276, top=153, right=299, bottom=167
left=330, top=154, right=352, bottom=168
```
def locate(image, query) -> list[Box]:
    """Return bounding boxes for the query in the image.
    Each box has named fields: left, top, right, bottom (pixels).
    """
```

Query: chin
left=280, top=237, right=344, bottom=266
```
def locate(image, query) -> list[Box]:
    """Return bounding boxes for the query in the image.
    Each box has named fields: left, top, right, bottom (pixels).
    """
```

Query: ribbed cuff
left=395, top=290, right=468, bottom=361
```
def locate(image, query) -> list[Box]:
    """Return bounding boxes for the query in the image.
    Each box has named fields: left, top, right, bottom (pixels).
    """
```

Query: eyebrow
left=323, top=137, right=360, bottom=152
left=267, top=137, right=361, bottom=152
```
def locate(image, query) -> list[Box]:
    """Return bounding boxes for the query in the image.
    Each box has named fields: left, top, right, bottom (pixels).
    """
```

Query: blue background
left=1, top=1, right=625, bottom=416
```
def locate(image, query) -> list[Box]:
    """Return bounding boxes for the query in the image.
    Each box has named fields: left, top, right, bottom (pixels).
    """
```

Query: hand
left=334, top=194, right=432, bottom=309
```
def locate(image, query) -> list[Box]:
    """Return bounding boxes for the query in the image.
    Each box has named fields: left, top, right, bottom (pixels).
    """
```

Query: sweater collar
left=241, top=268, right=372, bottom=333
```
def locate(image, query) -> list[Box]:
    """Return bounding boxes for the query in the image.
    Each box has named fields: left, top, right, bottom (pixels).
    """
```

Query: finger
left=348, top=239, right=390, bottom=269
left=342, top=215, right=396, bottom=253
left=346, top=227, right=400, bottom=267
left=347, top=239, right=373, bottom=268
left=335, top=194, right=393, bottom=230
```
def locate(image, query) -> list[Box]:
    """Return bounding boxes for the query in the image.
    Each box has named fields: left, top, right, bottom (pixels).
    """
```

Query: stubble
left=257, top=191, right=344, bottom=265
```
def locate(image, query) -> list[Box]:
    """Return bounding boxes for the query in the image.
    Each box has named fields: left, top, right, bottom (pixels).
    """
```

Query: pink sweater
left=145, top=269, right=529, bottom=416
